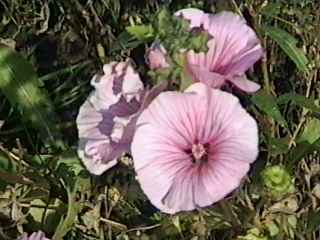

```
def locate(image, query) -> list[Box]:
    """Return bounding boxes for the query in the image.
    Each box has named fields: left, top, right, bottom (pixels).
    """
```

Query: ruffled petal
left=77, top=62, right=144, bottom=175
left=18, top=231, right=49, bottom=240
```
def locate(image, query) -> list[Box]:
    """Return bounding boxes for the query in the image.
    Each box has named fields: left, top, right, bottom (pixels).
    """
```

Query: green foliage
left=289, top=138, right=320, bottom=164
left=126, top=25, right=155, bottom=41
left=52, top=174, right=91, bottom=240
left=153, top=8, right=209, bottom=54
left=277, top=93, right=320, bottom=112
left=299, top=118, right=320, bottom=144
left=238, top=228, right=268, bottom=240
left=0, top=152, right=17, bottom=173
left=265, top=27, right=309, bottom=73
left=0, top=46, right=61, bottom=147
left=251, top=90, right=288, bottom=128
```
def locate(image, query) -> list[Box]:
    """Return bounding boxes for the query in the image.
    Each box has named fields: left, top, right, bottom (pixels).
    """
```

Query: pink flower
left=19, top=231, right=49, bottom=240
left=146, top=42, right=170, bottom=70
left=77, top=62, right=166, bottom=175
left=76, top=62, right=144, bottom=175
left=131, top=82, right=258, bottom=213
left=176, top=9, right=263, bottom=93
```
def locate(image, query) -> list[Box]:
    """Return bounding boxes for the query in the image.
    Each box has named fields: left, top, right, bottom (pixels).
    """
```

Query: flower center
left=191, top=143, right=207, bottom=164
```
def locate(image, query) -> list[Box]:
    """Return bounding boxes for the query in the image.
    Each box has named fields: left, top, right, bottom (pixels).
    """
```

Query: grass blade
left=0, top=45, right=61, bottom=146
left=265, top=26, right=309, bottom=73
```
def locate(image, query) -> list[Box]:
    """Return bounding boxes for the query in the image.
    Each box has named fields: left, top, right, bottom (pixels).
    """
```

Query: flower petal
left=18, top=231, right=49, bottom=240
left=132, top=83, right=258, bottom=213
left=178, top=9, right=263, bottom=92
left=186, top=51, right=226, bottom=88
left=175, top=8, right=208, bottom=29
left=228, top=75, right=261, bottom=92
left=202, top=11, right=263, bottom=74
left=77, top=62, right=144, bottom=175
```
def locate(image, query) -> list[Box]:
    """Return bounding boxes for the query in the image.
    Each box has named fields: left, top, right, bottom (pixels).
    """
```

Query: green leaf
left=260, top=3, right=281, bottom=17
left=307, top=211, right=320, bottom=233
left=266, top=221, right=280, bottom=237
left=289, top=138, right=320, bottom=164
left=0, top=45, right=61, bottom=146
left=265, top=26, right=309, bottom=73
left=56, top=151, right=84, bottom=176
left=299, top=118, right=320, bottom=144
left=251, top=90, right=288, bottom=128
left=268, top=137, right=290, bottom=156
left=157, top=8, right=172, bottom=35
left=110, top=31, right=143, bottom=53
left=126, top=25, right=154, bottom=41
left=52, top=173, right=90, bottom=240
left=178, top=54, right=194, bottom=91
left=28, top=198, right=65, bottom=233
left=0, top=152, right=18, bottom=189
left=277, top=93, right=320, bottom=112
left=0, top=152, right=17, bottom=173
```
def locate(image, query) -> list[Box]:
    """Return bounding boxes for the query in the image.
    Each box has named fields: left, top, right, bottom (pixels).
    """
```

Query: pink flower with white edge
left=76, top=62, right=144, bottom=175
left=19, top=231, right=49, bottom=240
left=176, top=8, right=263, bottom=93
left=76, top=62, right=166, bottom=175
left=131, top=82, right=258, bottom=214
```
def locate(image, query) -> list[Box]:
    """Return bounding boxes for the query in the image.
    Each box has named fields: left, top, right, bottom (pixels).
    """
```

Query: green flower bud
left=261, top=165, right=295, bottom=198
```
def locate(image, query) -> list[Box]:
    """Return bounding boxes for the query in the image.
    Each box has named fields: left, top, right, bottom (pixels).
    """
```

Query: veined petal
left=228, top=75, right=261, bottom=93
left=132, top=83, right=258, bottom=213
left=178, top=9, right=263, bottom=93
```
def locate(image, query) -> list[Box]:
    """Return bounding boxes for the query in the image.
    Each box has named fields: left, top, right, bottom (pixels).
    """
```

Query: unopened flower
left=76, top=62, right=144, bottom=175
left=261, top=165, right=295, bottom=198
left=176, top=8, right=263, bottom=93
left=147, top=42, right=170, bottom=70
left=131, top=82, right=258, bottom=213
left=19, top=231, right=49, bottom=240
